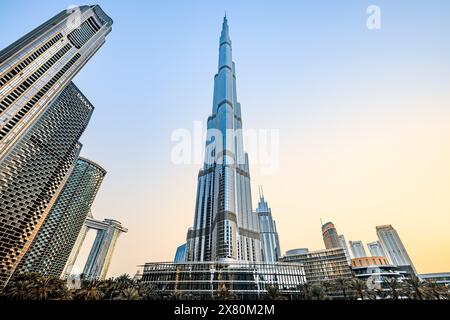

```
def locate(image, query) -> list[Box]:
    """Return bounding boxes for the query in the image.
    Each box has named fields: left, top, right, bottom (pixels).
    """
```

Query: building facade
left=351, top=256, right=404, bottom=288
left=174, top=244, right=187, bottom=263
left=256, top=187, right=281, bottom=262
left=367, top=241, right=386, bottom=257
left=186, top=17, right=260, bottom=262
left=338, top=235, right=352, bottom=264
left=376, top=225, right=416, bottom=275
left=15, top=157, right=106, bottom=277
left=140, top=261, right=306, bottom=299
left=349, top=240, right=367, bottom=258
left=281, top=248, right=353, bottom=284
left=419, top=273, right=450, bottom=287
left=321, top=222, right=341, bottom=250
left=0, top=5, right=112, bottom=287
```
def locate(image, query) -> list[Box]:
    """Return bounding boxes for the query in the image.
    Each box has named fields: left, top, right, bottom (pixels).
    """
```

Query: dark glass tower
left=186, top=17, right=261, bottom=262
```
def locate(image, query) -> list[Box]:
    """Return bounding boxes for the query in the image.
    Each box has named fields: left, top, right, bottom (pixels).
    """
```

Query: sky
left=1, top=0, right=449, bottom=277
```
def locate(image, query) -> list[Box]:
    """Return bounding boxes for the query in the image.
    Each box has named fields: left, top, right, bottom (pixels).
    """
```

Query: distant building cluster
left=0, top=5, right=125, bottom=289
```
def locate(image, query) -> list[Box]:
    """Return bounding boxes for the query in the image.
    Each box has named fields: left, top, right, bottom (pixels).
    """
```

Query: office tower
left=349, top=240, right=367, bottom=258
left=0, top=82, right=92, bottom=286
left=338, top=234, right=352, bottom=264
left=186, top=16, right=261, bottom=262
left=376, top=225, right=416, bottom=275
left=15, top=157, right=106, bottom=277
left=282, top=247, right=352, bottom=284
left=0, top=5, right=112, bottom=287
left=322, top=221, right=340, bottom=249
left=367, top=240, right=386, bottom=257
left=174, top=244, right=187, bottom=263
left=256, top=187, right=281, bottom=262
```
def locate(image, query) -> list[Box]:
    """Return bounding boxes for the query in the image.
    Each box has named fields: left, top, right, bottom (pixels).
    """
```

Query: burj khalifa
left=186, top=16, right=261, bottom=262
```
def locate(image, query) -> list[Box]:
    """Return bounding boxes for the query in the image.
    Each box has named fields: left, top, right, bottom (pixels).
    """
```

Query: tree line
left=0, top=272, right=448, bottom=300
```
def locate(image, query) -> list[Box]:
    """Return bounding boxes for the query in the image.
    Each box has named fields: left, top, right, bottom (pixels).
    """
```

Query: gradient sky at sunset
left=1, top=0, right=449, bottom=276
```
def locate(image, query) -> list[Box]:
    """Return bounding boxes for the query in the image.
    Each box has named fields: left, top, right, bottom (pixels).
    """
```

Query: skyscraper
left=15, top=157, right=106, bottom=277
left=186, top=17, right=261, bottom=262
left=338, top=234, right=352, bottom=264
left=349, top=240, right=367, bottom=258
left=322, top=222, right=341, bottom=249
left=174, top=244, right=187, bottom=263
left=82, top=218, right=127, bottom=280
left=367, top=240, right=386, bottom=257
left=256, top=187, right=281, bottom=262
left=376, top=225, right=416, bottom=275
left=0, top=5, right=112, bottom=287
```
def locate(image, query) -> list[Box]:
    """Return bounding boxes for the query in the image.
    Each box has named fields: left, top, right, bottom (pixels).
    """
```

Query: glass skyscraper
left=15, top=157, right=106, bottom=277
left=376, top=225, right=416, bottom=275
left=0, top=5, right=112, bottom=287
left=256, top=187, right=281, bottom=262
left=186, top=17, right=261, bottom=262
left=349, top=240, right=367, bottom=258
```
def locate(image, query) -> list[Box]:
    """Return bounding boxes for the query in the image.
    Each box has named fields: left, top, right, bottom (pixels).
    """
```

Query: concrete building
left=281, top=247, right=353, bottom=284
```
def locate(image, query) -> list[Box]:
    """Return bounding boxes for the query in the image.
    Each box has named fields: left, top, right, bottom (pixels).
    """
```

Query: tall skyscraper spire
left=256, top=188, right=281, bottom=262
left=186, top=17, right=261, bottom=262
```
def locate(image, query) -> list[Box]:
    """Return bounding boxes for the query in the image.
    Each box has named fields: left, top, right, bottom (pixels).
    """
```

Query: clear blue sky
left=1, top=1, right=450, bottom=276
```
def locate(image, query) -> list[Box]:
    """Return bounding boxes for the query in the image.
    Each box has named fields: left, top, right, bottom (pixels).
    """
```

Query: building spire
left=220, top=14, right=231, bottom=45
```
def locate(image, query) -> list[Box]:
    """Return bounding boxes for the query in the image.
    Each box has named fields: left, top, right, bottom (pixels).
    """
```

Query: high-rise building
left=349, top=240, right=367, bottom=258
left=367, top=240, right=386, bottom=257
left=0, top=82, right=90, bottom=286
left=174, top=244, right=187, bottom=263
left=186, top=16, right=260, bottom=262
left=0, top=5, right=112, bottom=287
left=338, top=234, right=352, bottom=264
left=322, top=222, right=340, bottom=249
left=256, top=187, right=281, bottom=262
left=376, top=225, right=416, bottom=275
left=15, top=157, right=106, bottom=277
left=79, top=217, right=127, bottom=280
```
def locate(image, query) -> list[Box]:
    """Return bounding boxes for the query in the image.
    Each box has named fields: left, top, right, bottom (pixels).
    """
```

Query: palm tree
left=405, top=276, right=425, bottom=300
left=383, top=277, right=402, bottom=300
left=116, top=287, right=140, bottom=300
left=334, top=278, right=350, bottom=300
left=350, top=279, right=367, bottom=300
left=310, top=283, right=327, bottom=300
left=74, top=280, right=105, bottom=300
left=297, top=283, right=311, bottom=300
left=265, top=285, right=287, bottom=300
left=1, top=278, right=33, bottom=300
left=32, top=275, right=58, bottom=300
left=425, top=280, right=447, bottom=300
left=216, top=284, right=236, bottom=300
left=138, top=282, right=160, bottom=300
